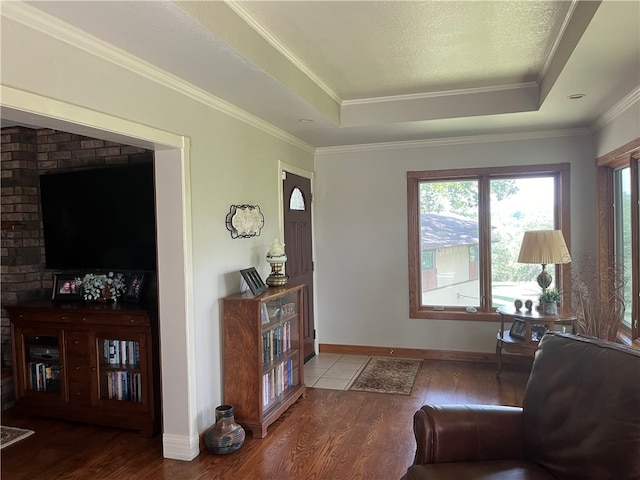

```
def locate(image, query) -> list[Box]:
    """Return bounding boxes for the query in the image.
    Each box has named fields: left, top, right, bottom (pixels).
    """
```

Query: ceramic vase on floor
left=204, top=405, right=245, bottom=455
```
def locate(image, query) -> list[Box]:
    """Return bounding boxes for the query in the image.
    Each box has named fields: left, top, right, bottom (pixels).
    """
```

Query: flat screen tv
left=40, top=162, right=157, bottom=271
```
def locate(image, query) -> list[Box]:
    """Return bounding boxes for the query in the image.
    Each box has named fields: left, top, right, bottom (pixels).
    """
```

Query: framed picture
left=240, top=267, right=267, bottom=296
left=531, top=323, right=549, bottom=342
left=510, top=319, right=527, bottom=339
left=52, top=273, right=83, bottom=301
left=123, top=273, right=145, bottom=303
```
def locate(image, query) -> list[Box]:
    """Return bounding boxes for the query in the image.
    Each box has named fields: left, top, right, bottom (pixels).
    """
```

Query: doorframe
left=277, top=161, right=317, bottom=355
left=1, top=85, right=199, bottom=460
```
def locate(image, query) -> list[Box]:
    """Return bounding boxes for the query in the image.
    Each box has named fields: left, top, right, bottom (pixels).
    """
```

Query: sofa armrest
left=412, top=404, right=525, bottom=465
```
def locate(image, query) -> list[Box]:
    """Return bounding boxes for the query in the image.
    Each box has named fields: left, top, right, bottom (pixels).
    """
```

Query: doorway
left=0, top=99, right=196, bottom=460
left=282, top=171, right=315, bottom=361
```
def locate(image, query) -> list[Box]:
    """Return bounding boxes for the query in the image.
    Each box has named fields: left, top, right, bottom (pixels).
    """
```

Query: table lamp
left=517, top=230, right=571, bottom=291
left=265, top=239, right=288, bottom=287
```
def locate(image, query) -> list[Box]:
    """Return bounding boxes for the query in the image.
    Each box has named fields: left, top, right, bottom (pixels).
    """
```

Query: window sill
left=410, top=308, right=501, bottom=322
left=618, top=328, right=640, bottom=350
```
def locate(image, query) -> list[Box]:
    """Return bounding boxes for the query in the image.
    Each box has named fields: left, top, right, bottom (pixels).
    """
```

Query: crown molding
left=226, top=1, right=342, bottom=105
left=1, top=1, right=315, bottom=155
left=537, top=0, right=580, bottom=84
left=315, top=128, right=591, bottom=155
left=591, top=86, right=640, bottom=133
left=342, top=82, right=539, bottom=107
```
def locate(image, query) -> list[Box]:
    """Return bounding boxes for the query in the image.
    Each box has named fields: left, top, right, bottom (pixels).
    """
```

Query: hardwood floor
left=1, top=360, right=529, bottom=480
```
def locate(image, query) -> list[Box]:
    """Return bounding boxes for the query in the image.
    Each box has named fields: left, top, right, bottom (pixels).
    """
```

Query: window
left=614, top=166, right=633, bottom=327
left=597, top=140, right=639, bottom=342
left=289, top=187, right=306, bottom=211
left=407, top=164, right=570, bottom=321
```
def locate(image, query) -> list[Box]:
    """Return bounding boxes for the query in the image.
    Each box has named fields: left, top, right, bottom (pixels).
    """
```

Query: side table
left=496, top=305, right=575, bottom=376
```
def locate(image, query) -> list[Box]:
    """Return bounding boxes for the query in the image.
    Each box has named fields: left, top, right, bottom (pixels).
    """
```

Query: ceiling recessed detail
left=7, top=1, right=640, bottom=148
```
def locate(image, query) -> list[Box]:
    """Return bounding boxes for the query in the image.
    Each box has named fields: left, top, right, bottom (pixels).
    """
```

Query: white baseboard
left=162, top=433, right=200, bottom=461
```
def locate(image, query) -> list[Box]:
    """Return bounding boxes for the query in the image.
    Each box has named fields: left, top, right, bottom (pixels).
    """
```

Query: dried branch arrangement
left=571, top=254, right=627, bottom=342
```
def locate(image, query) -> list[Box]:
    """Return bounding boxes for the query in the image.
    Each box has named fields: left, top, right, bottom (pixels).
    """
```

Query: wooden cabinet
left=7, top=301, right=160, bottom=436
left=223, top=284, right=306, bottom=438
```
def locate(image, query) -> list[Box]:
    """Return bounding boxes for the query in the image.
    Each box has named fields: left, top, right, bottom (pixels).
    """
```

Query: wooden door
left=282, top=172, right=315, bottom=361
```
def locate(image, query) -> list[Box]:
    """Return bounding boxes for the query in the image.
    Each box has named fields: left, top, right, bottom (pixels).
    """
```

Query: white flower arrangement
left=75, top=272, right=126, bottom=301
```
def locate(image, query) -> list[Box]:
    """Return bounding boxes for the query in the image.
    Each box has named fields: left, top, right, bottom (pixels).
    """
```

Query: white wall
left=1, top=5, right=313, bottom=459
left=313, top=134, right=596, bottom=353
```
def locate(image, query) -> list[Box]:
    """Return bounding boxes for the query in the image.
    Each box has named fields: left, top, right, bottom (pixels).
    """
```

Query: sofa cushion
left=406, top=460, right=555, bottom=480
left=523, top=333, right=640, bottom=479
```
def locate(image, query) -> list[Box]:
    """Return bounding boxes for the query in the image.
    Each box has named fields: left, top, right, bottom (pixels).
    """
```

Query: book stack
left=105, top=370, right=143, bottom=402
left=29, top=363, right=61, bottom=392
left=102, top=339, right=142, bottom=402
left=262, top=357, right=295, bottom=408
left=103, top=339, right=140, bottom=365
left=261, top=321, right=291, bottom=366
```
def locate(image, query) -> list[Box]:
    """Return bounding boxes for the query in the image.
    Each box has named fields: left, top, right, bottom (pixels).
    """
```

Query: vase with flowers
left=75, top=272, right=126, bottom=302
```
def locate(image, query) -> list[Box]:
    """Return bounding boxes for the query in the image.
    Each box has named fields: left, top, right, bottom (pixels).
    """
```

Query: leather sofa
left=404, top=333, right=640, bottom=480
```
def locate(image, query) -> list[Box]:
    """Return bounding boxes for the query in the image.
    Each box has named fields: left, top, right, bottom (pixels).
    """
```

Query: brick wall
left=0, top=126, right=154, bottom=398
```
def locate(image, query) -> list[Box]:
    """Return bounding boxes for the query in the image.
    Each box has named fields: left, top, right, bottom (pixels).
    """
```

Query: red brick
left=121, top=146, right=147, bottom=155
left=97, top=146, right=121, bottom=157
left=74, top=148, right=96, bottom=159
left=59, top=141, right=82, bottom=151
left=39, top=143, right=57, bottom=152
left=46, top=133, right=72, bottom=143
left=81, top=139, right=104, bottom=149
left=50, top=151, right=72, bottom=160
left=38, top=161, right=58, bottom=170
left=35, top=128, right=56, bottom=136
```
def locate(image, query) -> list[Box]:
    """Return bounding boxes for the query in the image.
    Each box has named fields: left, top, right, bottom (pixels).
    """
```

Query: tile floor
left=304, top=353, right=370, bottom=390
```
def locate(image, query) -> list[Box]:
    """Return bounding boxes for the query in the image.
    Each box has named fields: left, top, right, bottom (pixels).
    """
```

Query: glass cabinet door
left=96, top=335, right=144, bottom=403
left=261, top=291, right=301, bottom=412
left=20, top=329, right=63, bottom=396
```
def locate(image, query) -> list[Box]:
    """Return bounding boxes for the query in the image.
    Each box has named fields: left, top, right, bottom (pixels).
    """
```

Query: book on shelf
left=103, top=339, right=140, bottom=366
left=105, top=370, right=142, bottom=402
left=29, top=362, right=60, bottom=391
left=261, top=357, right=297, bottom=407
left=261, top=321, right=292, bottom=366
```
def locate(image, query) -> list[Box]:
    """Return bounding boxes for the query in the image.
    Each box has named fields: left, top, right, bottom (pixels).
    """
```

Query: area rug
left=0, top=426, right=34, bottom=450
left=349, top=357, right=422, bottom=395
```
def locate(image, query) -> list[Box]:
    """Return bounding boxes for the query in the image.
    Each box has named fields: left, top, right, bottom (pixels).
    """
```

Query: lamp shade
left=517, top=230, right=571, bottom=265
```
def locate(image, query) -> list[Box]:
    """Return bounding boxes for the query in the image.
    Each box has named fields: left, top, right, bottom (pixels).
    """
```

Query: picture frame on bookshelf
left=51, top=273, right=84, bottom=301
left=240, top=267, right=268, bottom=296
left=123, top=272, right=145, bottom=303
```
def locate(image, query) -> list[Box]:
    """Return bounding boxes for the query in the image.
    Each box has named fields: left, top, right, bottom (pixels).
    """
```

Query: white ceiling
left=12, top=1, right=640, bottom=148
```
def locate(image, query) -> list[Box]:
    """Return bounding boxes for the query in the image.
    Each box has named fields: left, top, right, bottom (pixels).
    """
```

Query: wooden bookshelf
left=222, top=284, right=306, bottom=438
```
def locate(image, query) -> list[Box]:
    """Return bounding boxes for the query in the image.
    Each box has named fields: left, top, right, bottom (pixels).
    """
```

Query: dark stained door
left=283, top=172, right=315, bottom=361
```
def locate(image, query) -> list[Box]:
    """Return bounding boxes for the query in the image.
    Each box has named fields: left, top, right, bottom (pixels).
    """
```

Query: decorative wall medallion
left=226, top=205, right=264, bottom=239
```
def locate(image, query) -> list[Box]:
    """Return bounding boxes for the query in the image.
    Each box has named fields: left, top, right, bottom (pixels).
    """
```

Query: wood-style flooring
left=0, top=360, right=529, bottom=480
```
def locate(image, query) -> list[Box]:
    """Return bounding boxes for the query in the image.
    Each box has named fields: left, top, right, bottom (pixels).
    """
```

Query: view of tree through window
left=614, top=166, right=632, bottom=327
left=416, top=173, right=558, bottom=310
left=490, top=178, right=555, bottom=306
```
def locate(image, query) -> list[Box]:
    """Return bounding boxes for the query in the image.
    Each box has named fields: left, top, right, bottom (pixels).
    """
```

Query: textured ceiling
left=5, top=0, right=640, bottom=148
left=234, top=1, right=573, bottom=98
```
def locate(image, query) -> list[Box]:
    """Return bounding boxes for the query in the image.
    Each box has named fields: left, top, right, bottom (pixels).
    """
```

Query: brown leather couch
left=404, top=333, right=640, bottom=480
